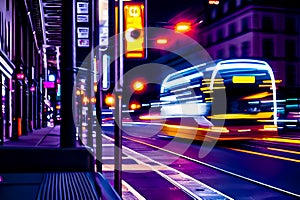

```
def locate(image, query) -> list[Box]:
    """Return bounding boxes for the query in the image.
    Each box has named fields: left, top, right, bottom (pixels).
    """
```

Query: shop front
left=0, top=51, right=14, bottom=144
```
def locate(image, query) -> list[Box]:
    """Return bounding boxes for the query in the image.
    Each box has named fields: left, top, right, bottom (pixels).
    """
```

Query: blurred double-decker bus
left=148, top=59, right=278, bottom=141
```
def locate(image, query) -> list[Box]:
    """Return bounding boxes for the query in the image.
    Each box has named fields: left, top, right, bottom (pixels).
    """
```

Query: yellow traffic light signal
left=124, top=2, right=146, bottom=59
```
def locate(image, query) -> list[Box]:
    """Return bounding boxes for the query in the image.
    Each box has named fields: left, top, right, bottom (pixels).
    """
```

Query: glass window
left=262, top=16, right=274, bottom=32
left=286, top=64, right=296, bottom=86
left=285, top=39, right=296, bottom=59
left=285, top=17, right=296, bottom=33
left=229, top=45, right=237, bottom=58
left=6, top=0, right=9, bottom=11
left=207, top=34, right=212, bottom=45
left=241, top=41, right=250, bottom=57
left=241, top=17, right=249, bottom=32
left=229, top=23, right=235, bottom=36
left=228, top=0, right=236, bottom=11
left=217, top=29, right=223, bottom=41
left=223, top=2, right=228, bottom=13
left=262, top=39, right=273, bottom=58
left=217, top=49, right=224, bottom=59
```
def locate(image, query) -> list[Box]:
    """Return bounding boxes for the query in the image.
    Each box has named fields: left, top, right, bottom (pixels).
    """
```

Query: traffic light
left=123, top=1, right=146, bottom=59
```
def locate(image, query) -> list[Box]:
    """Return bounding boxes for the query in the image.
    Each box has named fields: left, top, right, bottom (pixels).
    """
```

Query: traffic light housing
left=123, top=1, right=146, bottom=59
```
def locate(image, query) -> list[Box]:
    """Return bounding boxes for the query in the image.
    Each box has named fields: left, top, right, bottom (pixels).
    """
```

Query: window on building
left=207, top=34, right=212, bottom=45
left=262, top=16, right=274, bottom=32
left=228, top=0, right=236, bottom=11
left=229, top=23, right=235, bottom=37
left=252, top=14, right=259, bottom=29
left=212, top=8, right=217, bottom=19
left=262, top=39, right=274, bottom=58
left=229, top=45, right=237, bottom=58
left=241, top=41, right=250, bottom=57
left=241, top=17, right=249, bottom=32
left=285, top=39, right=296, bottom=59
left=6, top=0, right=9, bottom=10
left=286, top=64, right=296, bottom=86
left=285, top=17, right=296, bottom=34
left=217, top=29, right=223, bottom=41
left=217, top=49, right=224, bottom=59
left=223, top=2, right=229, bottom=13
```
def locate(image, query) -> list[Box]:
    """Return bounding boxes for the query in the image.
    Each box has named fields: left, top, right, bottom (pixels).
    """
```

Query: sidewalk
left=0, top=125, right=122, bottom=200
left=4, top=126, right=60, bottom=147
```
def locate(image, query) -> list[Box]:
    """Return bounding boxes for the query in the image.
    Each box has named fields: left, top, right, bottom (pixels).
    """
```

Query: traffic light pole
left=114, top=0, right=124, bottom=195
left=114, top=93, right=123, bottom=195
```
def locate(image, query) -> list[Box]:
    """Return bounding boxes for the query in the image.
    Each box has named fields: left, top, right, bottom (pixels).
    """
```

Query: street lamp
left=104, top=94, right=115, bottom=108
left=175, top=22, right=192, bottom=33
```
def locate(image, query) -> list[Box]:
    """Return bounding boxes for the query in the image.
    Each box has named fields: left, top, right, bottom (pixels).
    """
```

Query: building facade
left=0, top=0, right=44, bottom=144
left=198, top=0, right=300, bottom=87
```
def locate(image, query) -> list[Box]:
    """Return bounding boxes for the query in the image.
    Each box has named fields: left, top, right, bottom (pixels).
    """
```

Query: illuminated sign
left=48, top=74, right=55, bottom=81
left=43, top=81, right=55, bottom=88
left=209, top=0, right=220, bottom=5
left=124, top=2, right=146, bottom=59
left=232, top=76, right=255, bottom=84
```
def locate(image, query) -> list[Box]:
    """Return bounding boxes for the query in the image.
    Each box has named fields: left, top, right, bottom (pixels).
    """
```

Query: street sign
left=123, top=1, right=146, bottom=59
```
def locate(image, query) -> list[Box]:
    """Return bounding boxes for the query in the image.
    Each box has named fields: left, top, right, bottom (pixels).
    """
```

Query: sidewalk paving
left=0, top=125, right=123, bottom=200
left=4, top=126, right=60, bottom=147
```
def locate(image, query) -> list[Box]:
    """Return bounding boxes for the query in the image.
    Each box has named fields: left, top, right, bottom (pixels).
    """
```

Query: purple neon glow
left=16, top=73, right=25, bottom=80
left=30, top=86, right=36, bottom=92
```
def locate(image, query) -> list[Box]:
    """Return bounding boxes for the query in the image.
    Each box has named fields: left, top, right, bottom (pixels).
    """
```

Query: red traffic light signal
left=123, top=2, right=146, bottom=59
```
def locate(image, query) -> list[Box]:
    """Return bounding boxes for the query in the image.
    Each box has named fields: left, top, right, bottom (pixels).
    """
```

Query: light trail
left=258, top=137, right=300, bottom=145
left=228, top=148, right=300, bottom=163
left=120, top=134, right=300, bottom=198
left=102, top=134, right=233, bottom=200
left=267, top=147, right=300, bottom=155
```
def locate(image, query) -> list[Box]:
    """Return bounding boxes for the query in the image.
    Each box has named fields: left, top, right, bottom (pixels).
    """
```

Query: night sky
left=147, top=0, right=206, bottom=23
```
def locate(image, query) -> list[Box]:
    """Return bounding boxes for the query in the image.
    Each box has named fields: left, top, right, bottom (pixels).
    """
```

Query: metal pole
left=60, top=0, right=76, bottom=148
left=94, top=0, right=102, bottom=173
left=113, top=0, right=124, bottom=195
left=114, top=94, right=122, bottom=195
left=86, top=0, right=95, bottom=150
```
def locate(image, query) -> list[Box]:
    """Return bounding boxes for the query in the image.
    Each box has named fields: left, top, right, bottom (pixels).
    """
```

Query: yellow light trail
left=267, top=147, right=300, bottom=155
left=259, top=137, right=300, bottom=145
left=208, top=112, right=273, bottom=119
left=229, top=148, right=300, bottom=163
left=121, top=134, right=300, bottom=197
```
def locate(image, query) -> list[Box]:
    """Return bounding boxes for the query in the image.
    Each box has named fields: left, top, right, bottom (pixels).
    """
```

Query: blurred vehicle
left=277, top=96, right=300, bottom=131
left=149, top=59, right=278, bottom=141
left=101, top=109, right=114, bottom=127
